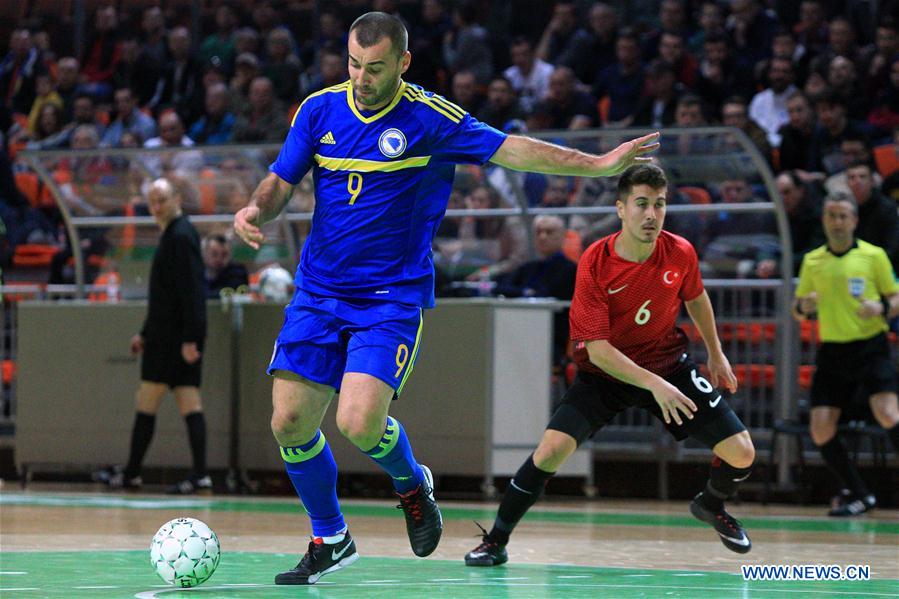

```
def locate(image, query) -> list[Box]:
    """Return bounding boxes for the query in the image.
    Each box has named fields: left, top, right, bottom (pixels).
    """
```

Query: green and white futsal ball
left=150, top=517, right=220, bottom=587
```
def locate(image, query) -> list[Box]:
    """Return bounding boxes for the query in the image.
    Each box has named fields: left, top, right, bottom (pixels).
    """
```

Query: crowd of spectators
left=1, top=0, right=899, bottom=291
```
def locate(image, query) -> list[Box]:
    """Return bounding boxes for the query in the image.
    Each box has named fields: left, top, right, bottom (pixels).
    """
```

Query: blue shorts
left=268, top=288, right=424, bottom=396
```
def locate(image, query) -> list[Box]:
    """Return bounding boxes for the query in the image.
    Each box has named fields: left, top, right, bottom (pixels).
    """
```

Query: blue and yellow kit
left=270, top=79, right=507, bottom=309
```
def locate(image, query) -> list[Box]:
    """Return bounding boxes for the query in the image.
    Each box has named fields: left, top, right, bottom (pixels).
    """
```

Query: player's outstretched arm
left=489, top=132, right=660, bottom=177
left=585, top=339, right=696, bottom=425
left=234, top=172, right=295, bottom=250
left=685, top=291, right=737, bottom=393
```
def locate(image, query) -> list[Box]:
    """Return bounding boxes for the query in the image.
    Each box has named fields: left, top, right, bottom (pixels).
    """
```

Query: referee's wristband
left=882, top=298, right=892, bottom=319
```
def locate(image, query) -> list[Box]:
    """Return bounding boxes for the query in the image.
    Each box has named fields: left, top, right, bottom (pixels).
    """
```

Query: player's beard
left=354, top=78, right=399, bottom=108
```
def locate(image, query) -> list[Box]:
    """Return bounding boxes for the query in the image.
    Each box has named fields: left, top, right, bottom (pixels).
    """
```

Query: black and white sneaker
left=167, top=475, right=213, bottom=495
left=275, top=532, right=359, bottom=585
left=464, top=524, right=508, bottom=567
left=828, top=492, right=876, bottom=517
left=690, top=493, right=752, bottom=554
left=95, top=465, right=142, bottom=489
left=396, top=464, right=443, bottom=557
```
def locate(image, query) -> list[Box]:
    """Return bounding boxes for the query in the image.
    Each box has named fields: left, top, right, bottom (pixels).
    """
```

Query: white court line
left=74, top=586, right=119, bottom=589
left=622, top=574, right=653, bottom=577
left=2, top=589, right=40, bottom=592
left=557, top=575, right=592, bottom=579
left=431, top=578, right=466, bottom=582
left=363, top=580, right=402, bottom=583
left=673, top=573, right=707, bottom=576
left=136, top=585, right=271, bottom=598
left=0, top=572, right=27, bottom=575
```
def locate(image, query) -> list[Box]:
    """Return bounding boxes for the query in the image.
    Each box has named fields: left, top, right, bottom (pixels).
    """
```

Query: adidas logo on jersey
left=319, top=131, right=336, bottom=144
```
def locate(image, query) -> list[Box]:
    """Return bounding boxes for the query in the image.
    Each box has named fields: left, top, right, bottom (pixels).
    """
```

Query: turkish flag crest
left=662, top=270, right=680, bottom=287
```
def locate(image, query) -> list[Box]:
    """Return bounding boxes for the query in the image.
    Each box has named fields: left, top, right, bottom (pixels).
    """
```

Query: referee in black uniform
left=103, top=178, right=211, bottom=494
left=793, top=193, right=899, bottom=516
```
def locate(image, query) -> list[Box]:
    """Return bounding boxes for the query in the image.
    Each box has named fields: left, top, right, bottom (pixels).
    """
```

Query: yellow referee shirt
left=796, top=239, right=899, bottom=342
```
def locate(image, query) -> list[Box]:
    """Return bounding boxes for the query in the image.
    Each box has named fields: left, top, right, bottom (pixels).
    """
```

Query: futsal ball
left=150, top=517, right=220, bottom=588
left=258, top=265, right=294, bottom=304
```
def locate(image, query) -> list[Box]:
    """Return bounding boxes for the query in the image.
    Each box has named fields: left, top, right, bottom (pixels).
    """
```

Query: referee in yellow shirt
left=793, top=193, right=899, bottom=516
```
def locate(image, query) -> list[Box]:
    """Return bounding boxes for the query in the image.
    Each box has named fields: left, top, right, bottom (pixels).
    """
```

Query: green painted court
left=2, top=492, right=897, bottom=598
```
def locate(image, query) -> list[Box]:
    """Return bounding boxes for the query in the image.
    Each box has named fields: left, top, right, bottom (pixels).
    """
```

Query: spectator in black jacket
left=203, top=233, right=249, bottom=298
left=99, top=178, right=210, bottom=495
left=847, top=161, right=899, bottom=273
left=495, top=215, right=577, bottom=363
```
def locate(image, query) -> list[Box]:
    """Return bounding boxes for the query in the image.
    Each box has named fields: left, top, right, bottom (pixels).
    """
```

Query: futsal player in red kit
left=465, top=164, right=756, bottom=566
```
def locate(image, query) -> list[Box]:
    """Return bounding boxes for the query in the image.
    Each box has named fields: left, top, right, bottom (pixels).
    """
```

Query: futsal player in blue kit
left=233, top=11, right=660, bottom=585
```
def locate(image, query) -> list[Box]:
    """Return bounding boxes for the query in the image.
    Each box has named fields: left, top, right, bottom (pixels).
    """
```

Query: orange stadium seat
left=198, top=168, right=217, bottom=214
left=798, top=365, right=815, bottom=390
left=12, top=244, right=58, bottom=268
left=2, top=360, right=15, bottom=385
left=679, top=186, right=712, bottom=205
left=14, top=171, right=53, bottom=208
left=562, top=229, right=582, bottom=263
left=679, top=321, right=777, bottom=344
left=597, top=96, right=611, bottom=125
left=873, top=144, right=899, bottom=178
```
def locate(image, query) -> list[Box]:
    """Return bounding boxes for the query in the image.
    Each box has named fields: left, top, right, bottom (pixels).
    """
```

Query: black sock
left=819, top=436, right=869, bottom=496
left=888, top=423, right=899, bottom=454
left=489, top=454, right=554, bottom=545
left=700, top=456, right=753, bottom=512
left=124, top=412, right=156, bottom=478
left=185, top=412, right=207, bottom=479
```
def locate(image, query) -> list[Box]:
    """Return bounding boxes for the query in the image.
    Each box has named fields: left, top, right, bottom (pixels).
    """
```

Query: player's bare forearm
left=489, top=132, right=660, bottom=177
left=685, top=291, right=723, bottom=355
left=686, top=291, right=737, bottom=392
left=249, top=172, right=294, bottom=224
left=585, top=339, right=664, bottom=391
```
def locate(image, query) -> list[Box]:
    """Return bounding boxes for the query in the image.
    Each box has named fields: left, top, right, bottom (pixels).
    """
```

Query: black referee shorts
left=811, top=332, right=897, bottom=408
left=549, top=354, right=746, bottom=447
left=141, top=339, right=203, bottom=388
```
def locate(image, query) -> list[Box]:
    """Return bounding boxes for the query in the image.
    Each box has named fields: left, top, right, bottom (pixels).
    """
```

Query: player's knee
left=271, top=409, right=303, bottom=440
left=533, top=433, right=577, bottom=471
left=335, top=414, right=381, bottom=450
left=728, top=438, right=755, bottom=469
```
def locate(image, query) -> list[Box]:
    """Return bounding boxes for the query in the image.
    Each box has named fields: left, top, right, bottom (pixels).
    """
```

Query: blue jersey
left=270, top=80, right=507, bottom=308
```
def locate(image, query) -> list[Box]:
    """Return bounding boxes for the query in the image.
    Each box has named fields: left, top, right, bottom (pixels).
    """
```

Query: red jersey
left=569, top=230, right=704, bottom=377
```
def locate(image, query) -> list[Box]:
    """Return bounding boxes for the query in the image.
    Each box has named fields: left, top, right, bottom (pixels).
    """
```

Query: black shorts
left=550, top=355, right=745, bottom=443
left=141, top=339, right=203, bottom=388
left=810, top=333, right=897, bottom=408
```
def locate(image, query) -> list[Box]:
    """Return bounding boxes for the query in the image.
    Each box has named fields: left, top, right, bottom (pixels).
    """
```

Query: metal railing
left=8, top=127, right=816, bottom=491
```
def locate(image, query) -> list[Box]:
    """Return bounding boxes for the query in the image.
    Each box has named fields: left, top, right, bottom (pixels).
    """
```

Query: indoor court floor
left=1, top=485, right=897, bottom=598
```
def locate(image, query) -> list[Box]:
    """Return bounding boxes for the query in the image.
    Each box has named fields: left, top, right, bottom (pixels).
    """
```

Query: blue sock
left=281, top=430, right=346, bottom=537
left=364, top=416, right=424, bottom=494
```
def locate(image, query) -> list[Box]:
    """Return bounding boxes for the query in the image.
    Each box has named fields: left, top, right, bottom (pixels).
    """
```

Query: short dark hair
left=677, top=93, right=703, bottom=110
left=349, top=11, right=408, bottom=56
left=617, top=164, right=668, bottom=200
left=845, top=159, right=873, bottom=173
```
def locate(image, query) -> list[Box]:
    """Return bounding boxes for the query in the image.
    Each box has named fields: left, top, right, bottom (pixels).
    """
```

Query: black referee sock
left=700, top=456, right=753, bottom=512
left=124, top=412, right=156, bottom=479
left=489, top=454, right=554, bottom=546
left=819, top=436, right=869, bottom=496
left=185, top=412, right=207, bottom=479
